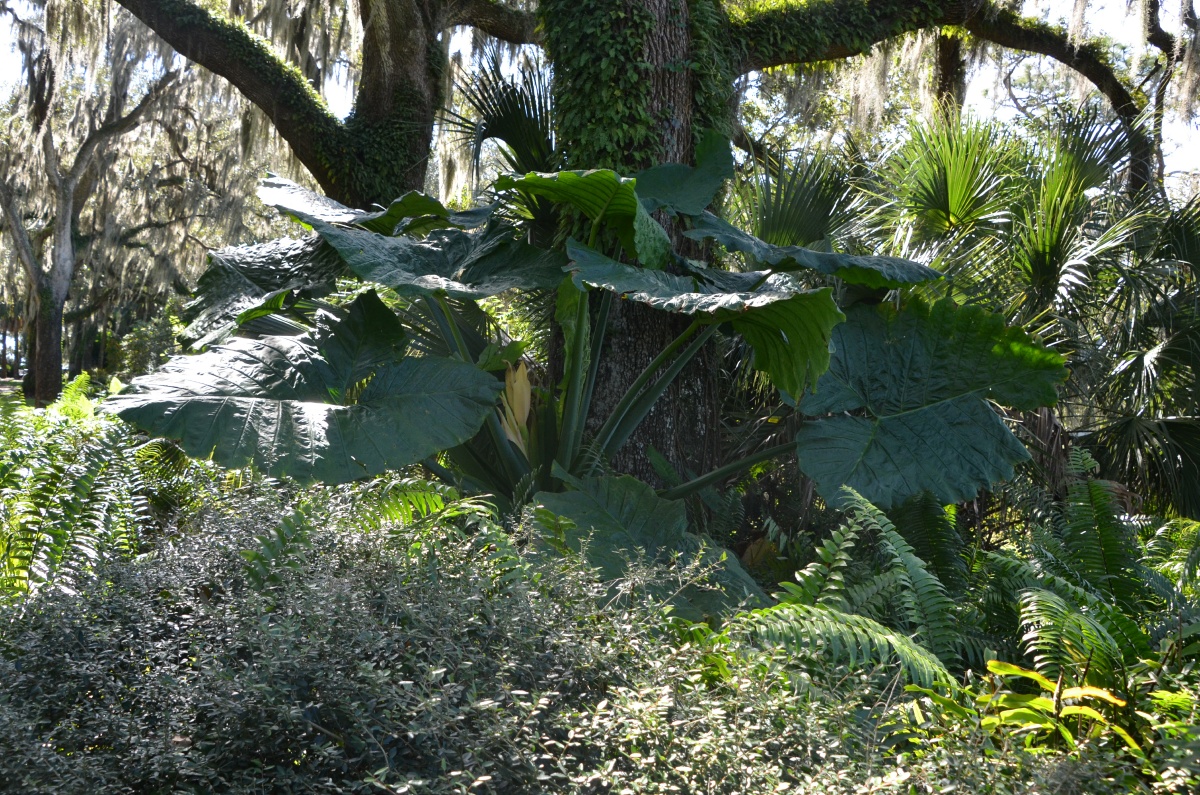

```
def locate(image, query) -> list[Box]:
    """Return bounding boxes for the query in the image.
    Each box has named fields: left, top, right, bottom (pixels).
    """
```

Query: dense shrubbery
left=0, top=467, right=1167, bottom=794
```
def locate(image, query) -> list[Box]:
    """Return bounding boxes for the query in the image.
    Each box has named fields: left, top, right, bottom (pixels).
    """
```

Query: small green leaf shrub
left=0, top=488, right=1145, bottom=795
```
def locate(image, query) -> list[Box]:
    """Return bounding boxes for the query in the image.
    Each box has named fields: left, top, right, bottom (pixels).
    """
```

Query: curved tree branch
left=730, top=0, right=1153, bottom=190
left=112, top=0, right=345, bottom=195
left=449, top=0, right=541, bottom=45
left=70, top=70, right=179, bottom=186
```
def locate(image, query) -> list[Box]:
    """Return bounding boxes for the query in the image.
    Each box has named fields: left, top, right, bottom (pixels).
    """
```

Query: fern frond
left=738, top=602, right=951, bottom=687
left=847, top=569, right=905, bottom=618
left=887, top=491, right=967, bottom=593
left=985, top=552, right=1151, bottom=662
left=1060, top=476, right=1141, bottom=611
left=844, top=490, right=960, bottom=666
left=783, top=523, right=859, bottom=610
left=1018, top=587, right=1125, bottom=687
left=344, top=477, right=454, bottom=533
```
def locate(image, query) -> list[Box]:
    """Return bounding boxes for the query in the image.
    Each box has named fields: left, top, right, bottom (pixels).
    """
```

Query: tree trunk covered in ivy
left=542, top=0, right=731, bottom=482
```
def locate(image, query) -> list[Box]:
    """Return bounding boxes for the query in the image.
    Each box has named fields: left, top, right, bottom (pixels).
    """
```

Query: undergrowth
left=0, top=492, right=1140, bottom=794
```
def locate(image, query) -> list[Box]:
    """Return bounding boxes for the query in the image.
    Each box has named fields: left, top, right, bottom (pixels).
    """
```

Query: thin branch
left=68, top=70, right=179, bottom=186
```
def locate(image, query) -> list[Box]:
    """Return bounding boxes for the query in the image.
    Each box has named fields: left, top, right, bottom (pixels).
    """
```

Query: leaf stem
left=659, top=441, right=798, bottom=500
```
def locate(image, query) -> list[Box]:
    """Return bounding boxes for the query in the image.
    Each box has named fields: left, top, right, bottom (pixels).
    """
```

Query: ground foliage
left=0, top=476, right=1152, bottom=795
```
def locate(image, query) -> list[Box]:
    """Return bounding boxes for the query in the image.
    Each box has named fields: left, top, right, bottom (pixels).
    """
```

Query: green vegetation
left=3, top=30, right=1200, bottom=792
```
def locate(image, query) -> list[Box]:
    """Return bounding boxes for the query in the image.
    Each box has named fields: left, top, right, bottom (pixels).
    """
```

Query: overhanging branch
left=113, top=0, right=345, bottom=195
left=730, top=0, right=1153, bottom=190
left=449, top=0, right=541, bottom=46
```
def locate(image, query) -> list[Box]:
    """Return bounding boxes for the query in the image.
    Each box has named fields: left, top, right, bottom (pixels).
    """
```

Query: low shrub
left=0, top=493, right=1147, bottom=794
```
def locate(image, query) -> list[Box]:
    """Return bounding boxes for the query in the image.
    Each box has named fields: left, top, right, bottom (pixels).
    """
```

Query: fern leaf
left=739, top=602, right=951, bottom=687
left=844, top=489, right=960, bottom=666
left=787, top=523, right=859, bottom=609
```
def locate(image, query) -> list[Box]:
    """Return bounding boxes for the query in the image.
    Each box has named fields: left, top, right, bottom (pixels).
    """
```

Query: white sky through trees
left=0, top=0, right=1195, bottom=181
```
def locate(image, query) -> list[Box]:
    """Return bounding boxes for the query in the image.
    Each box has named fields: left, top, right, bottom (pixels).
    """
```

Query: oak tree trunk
left=545, top=0, right=726, bottom=483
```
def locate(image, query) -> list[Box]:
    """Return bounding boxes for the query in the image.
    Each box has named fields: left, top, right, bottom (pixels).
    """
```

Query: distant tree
left=0, top=2, right=298, bottom=404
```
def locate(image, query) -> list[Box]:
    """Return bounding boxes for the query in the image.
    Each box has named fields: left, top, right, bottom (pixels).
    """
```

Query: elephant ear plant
left=105, top=137, right=1067, bottom=615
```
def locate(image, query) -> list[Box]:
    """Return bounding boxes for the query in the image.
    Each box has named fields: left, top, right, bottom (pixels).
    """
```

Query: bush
left=0, top=489, right=1148, bottom=795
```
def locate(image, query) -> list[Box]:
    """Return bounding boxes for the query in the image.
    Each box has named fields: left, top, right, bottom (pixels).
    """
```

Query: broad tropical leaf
left=258, top=176, right=491, bottom=235
left=535, top=473, right=767, bottom=616
left=634, top=130, right=735, bottom=215
left=313, top=221, right=568, bottom=299
left=105, top=293, right=501, bottom=484
left=683, top=212, right=940, bottom=289
left=568, top=241, right=844, bottom=396
left=496, top=169, right=671, bottom=268
left=796, top=299, right=1067, bottom=508
left=180, top=236, right=345, bottom=349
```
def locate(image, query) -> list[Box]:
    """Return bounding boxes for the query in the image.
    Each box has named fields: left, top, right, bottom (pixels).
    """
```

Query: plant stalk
left=659, top=441, right=798, bottom=501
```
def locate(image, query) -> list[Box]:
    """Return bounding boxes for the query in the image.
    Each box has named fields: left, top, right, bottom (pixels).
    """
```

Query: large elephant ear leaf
left=104, top=293, right=501, bottom=485
left=635, top=130, right=735, bottom=216
left=258, top=175, right=362, bottom=223
left=496, top=169, right=670, bottom=268
left=568, top=241, right=844, bottom=396
left=258, top=176, right=491, bottom=235
left=796, top=299, right=1067, bottom=508
left=313, top=221, right=568, bottom=299
left=535, top=474, right=766, bottom=618
left=181, top=236, right=346, bottom=349
left=684, top=212, right=940, bottom=289
left=313, top=291, right=408, bottom=402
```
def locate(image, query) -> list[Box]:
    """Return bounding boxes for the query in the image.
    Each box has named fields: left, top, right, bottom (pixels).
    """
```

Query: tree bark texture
left=544, top=0, right=724, bottom=483
left=935, top=33, right=967, bottom=108
left=30, top=282, right=65, bottom=407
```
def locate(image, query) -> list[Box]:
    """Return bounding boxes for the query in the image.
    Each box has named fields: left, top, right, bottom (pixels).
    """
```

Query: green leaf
left=180, top=236, right=345, bottom=349
left=535, top=474, right=766, bottom=616
left=796, top=300, right=1066, bottom=508
left=496, top=169, right=669, bottom=267
left=314, top=221, right=568, bottom=299
left=313, top=291, right=408, bottom=402
left=683, top=212, right=941, bottom=289
left=741, top=601, right=951, bottom=687
left=986, top=660, right=1058, bottom=692
left=104, top=295, right=501, bottom=485
left=258, top=176, right=491, bottom=235
left=568, top=241, right=844, bottom=396
left=257, top=175, right=362, bottom=224
left=634, top=130, right=735, bottom=215
left=498, top=169, right=639, bottom=226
